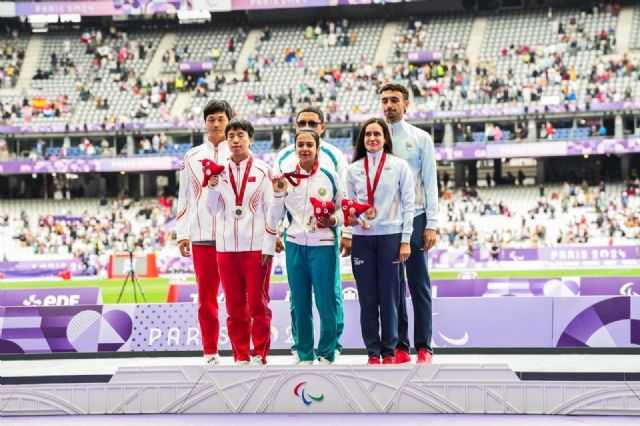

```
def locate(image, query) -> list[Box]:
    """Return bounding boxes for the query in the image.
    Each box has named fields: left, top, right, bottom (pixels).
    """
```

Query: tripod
left=116, top=250, right=148, bottom=303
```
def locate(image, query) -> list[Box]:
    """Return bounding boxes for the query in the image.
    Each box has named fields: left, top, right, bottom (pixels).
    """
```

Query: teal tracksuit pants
left=289, top=243, right=344, bottom=355
left=285, top=241, right=338, bottom=362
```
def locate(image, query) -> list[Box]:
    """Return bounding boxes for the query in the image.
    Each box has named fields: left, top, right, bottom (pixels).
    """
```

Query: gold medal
left=318, top=187, right=327, bottom=196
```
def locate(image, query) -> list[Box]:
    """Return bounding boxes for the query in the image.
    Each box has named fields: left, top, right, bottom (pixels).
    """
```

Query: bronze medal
left=306, top=216, right=317, bottom=233
left=365, top=207, right=377, bottom=220
left=274, top=179, right=287, bottom=193
left=234, top=206, right=244, bottom=219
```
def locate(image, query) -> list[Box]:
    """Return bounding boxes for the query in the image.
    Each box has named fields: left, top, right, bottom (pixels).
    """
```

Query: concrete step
left=373, top=21, right=399, bottom=67
left=16, top=34, right=43, bottom=91
left=466, top=16, right=487, bottom=67
left=143, top=32, right=177, bottom=82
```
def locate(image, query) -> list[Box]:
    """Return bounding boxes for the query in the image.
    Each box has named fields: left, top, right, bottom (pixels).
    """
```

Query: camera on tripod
left=116, top=235, right=148, bottom=303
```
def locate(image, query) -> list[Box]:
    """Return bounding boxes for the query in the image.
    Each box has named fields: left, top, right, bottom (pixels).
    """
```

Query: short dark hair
left=378, top=83, right=409, bottom=100
left=294, top=129, right=320, bottom=149
left=295, top=106, right=325, bottom=124
left=352, top=118, right=393, bottom=163
left=225, top=118, right=254, bottom=138
left=203, top=99, right=233, bottom=121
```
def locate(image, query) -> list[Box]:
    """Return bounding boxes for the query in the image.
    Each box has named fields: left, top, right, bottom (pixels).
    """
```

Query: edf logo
left=22, top=294, right=81, bottom=306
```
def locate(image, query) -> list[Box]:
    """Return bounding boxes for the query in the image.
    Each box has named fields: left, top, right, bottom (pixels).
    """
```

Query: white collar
left=366, top=150, right=382, bottom=162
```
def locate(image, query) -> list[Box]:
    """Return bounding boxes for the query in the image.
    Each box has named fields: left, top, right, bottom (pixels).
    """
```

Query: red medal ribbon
left=283, top=160, right=319, bottom=186
left=228, top=156, right=253, bottom=206
left=364, top=152, right=386, bottom=207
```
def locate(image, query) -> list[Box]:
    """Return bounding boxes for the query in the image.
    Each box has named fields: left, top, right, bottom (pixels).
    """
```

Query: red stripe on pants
left=217, top=251, right=272, bottom=362
left=192, top=244, right=220, bottom=355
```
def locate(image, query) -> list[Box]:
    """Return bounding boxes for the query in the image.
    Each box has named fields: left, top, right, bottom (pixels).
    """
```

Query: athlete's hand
left=178, top=239, right=191, bottom=257
left=340, top=237, right=352, bottom=257
left=275, top=236, right=285, bottom=253
left=207, top=176, right=219, bottom=187
left=316, top=215, right=337, bottom=228
left=260, top=254, right=273, bottom=266
left=398, top=242, right=411, bottom=263
left=423, top=229, right=437, bottom=251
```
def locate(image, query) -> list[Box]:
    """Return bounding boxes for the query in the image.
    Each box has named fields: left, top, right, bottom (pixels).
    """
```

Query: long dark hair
left=352, top=117, right=393, bottom=163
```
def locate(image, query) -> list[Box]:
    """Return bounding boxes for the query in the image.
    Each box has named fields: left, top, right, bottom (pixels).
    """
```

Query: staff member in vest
left=176, top=99, right=232, bottom=365
left=346, top=117, right=415, bottom=365
left=269, top=129, right=343, bottom=365
left=274, top=106, right=348, bottom=362
left=206, top=118, right=276, bottom=366
left=381, top=82, right=438, bottom=364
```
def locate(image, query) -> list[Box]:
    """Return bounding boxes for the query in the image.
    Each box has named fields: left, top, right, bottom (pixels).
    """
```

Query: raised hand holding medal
left=272, top=176, right=288, bottom=193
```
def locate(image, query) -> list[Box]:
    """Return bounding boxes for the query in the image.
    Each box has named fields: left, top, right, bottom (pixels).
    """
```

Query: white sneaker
left=296, top=360, right=314, bottom=365
left=236, top=360, right=250, bottom=366
left=334, top=349, right=341, bottom=360
left=251, top=355, right=265, bottom=365
left=291, top=350, right=300, bottom=363
left=317, top=357, right=332, bottom=365
left=204, top=354, right=220, bottom=365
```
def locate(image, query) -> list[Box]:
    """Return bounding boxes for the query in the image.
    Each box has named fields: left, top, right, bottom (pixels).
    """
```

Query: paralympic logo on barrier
left=294, top=382, right=324, bottom=406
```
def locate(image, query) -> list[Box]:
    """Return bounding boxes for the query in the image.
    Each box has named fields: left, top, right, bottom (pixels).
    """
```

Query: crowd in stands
left=4, top=173, right=640, bottom=272
left=437, top=176, right=640, bottom=252
left=0, top=26, right=25, bottom=88
left=4, top=192, right=178, bottom=274
left=0, top=4, right=637, bottom=160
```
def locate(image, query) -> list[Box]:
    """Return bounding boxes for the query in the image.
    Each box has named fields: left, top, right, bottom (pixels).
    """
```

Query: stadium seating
left=161, top=23, right=239, bottom=74
left=388, top=14, right=473, bottom=63
left=632, top=5, right=640, bottom=49
left=1, top=6, right=639, bottom=158
left=1, top=179, right=636, bottom=268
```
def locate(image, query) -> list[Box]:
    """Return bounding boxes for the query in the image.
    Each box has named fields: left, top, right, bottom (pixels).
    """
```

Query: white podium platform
left=2, top=362, right=640, bottom=416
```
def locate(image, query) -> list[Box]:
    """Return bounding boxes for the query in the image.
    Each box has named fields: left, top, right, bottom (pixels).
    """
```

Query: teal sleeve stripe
left=278, top=148, right=294, bottom=169
left=320, top=146, right=338, bottom=169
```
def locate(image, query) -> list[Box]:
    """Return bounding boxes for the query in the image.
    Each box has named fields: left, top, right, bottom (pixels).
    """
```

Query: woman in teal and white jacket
left=268, top=129, right=344, bottom=365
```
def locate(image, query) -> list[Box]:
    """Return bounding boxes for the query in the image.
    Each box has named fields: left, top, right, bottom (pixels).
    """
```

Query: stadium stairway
left=615, top=6, right=635, bottom=54
left=372, top=21, right=399, bottom=67
left=170, top=92, right=193, bottom=121
left=16, top=34, right=43, bottom=91
left=234, top=28, right=262, bottom=76
left=143, top=31, right=177, bottom=82
left=466, top=16, right=487, bottom=67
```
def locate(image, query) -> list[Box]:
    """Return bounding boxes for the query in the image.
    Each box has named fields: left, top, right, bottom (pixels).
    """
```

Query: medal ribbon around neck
left=228, top=156, right=253, bottom=207
left=283, top=160, right=319, bottom=187
left=364, top=151, right=386, bottom=208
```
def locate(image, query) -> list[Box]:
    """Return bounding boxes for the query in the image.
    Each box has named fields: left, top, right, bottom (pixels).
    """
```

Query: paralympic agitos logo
left=294, top=382, right=324, bottom=406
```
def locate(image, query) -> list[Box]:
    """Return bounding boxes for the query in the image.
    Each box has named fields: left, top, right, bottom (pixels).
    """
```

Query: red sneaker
left=382, top=356, right=395, bottom=365
left=416, top=348, right=433, bottom=364
left=394, top=349, right=411, bottom=364
left=367, top=356, right=381, bottom=365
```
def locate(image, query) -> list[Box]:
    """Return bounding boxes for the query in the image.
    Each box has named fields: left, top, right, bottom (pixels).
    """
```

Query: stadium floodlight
left=60, top=14, right=81, bottom=23
left=177, top=10, right=211, bottom=24
left=28, top=14, right=58, bottom=32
